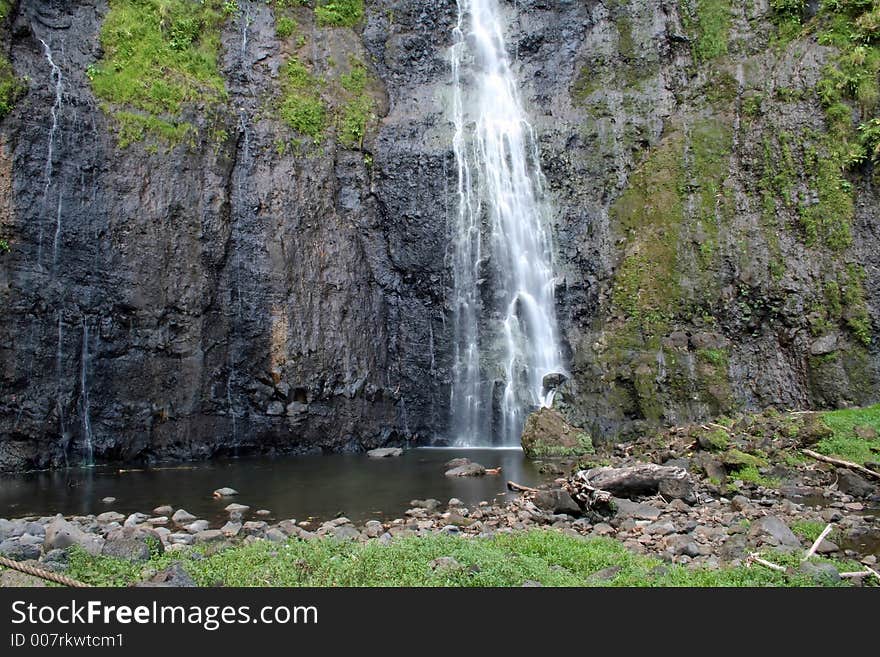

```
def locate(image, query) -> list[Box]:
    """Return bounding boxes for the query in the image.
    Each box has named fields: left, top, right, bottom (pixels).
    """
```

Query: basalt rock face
left=0, top=1, right=878, bottom=471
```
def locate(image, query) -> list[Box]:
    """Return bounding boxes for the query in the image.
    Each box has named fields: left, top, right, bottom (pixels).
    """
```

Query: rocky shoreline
left=2, top=409, right=879, bottom=587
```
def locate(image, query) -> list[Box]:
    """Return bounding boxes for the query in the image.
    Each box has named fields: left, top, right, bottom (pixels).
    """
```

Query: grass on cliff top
left=89, top=0, right=230, bottom=146
left=817, top=403, right=880, bottom=465
left=57, top=530, right=857, bottom=587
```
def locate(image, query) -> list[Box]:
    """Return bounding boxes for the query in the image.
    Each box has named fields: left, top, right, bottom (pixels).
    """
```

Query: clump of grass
left=61, top=530, right=858, bottom=588
left=314, top=0, right=364, bottom=28
left=817, top=403, right=880, bottom=465
left=89, top=0, right=230, bottom=147
left=276, top=16, right=297, bottom=38
left=278, top=59, right=326, bottom=140
left=0, top=53, right=23, bottom=119
left=729, top=464, right=778, bottom=488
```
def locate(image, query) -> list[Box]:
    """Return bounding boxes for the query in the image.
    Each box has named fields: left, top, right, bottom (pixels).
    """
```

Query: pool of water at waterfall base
left=0, top=449, right=547, bottom=526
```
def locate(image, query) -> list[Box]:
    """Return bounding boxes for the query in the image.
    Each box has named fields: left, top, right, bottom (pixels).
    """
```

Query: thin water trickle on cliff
left=38, top=39, right=64, bottom=269
left=449, top=0, right=564, bottom=447
left=79, top=319, right=94, bottom=466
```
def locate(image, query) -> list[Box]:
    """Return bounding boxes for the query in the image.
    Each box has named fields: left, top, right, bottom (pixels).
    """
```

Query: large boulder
left=520, top=408, right=593, bottom=459
left=43, top=518, right=103, bottom=556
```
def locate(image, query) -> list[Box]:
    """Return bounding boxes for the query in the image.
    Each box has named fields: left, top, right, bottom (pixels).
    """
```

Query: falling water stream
left=449, top=0, right=563, bottom=446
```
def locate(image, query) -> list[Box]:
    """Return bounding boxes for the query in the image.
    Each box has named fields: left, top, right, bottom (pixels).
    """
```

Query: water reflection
left=0, top=449, right=543, bottom=526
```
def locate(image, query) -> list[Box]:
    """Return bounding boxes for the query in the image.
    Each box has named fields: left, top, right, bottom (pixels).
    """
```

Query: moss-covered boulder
left=521, top=408, right=593, bottom=459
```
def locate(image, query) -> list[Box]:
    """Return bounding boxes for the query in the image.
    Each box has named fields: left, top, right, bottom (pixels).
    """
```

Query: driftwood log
left=570, top=463, right=693, bottom=499
left=802, top=449, right=880, bottom=481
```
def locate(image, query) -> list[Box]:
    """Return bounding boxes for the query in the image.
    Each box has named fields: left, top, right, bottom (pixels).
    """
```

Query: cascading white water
left=79, top=319, right=94, bottom=465
left=449, top=0, right=564, bottom=446
left=39, top=39, right=64, bottom=271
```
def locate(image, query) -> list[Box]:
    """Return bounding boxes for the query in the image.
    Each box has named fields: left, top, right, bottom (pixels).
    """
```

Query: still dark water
left=0, top=449, right=543, bottom=526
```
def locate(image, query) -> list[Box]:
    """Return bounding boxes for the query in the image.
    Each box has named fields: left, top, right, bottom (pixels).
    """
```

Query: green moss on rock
left=89, top=0, right=230, bottom=147
left=521, top=408, right=594, bottom=459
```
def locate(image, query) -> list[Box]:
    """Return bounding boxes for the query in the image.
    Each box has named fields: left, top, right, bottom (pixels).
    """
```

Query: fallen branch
left=803, top=524, right=834, bottom=561
left=840, top=571, right=874, bottom=579
left=747, top=553, right=786, bottom=572
left=507, top=481, right=539, bottom=493
left=802, top=449, right=880, bottom=481
left=706, top=422, right=731, bottom=433
left=867, top=565, right=880, bottom=583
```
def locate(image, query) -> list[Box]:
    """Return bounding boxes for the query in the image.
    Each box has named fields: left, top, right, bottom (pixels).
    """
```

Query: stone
left=665, top=535, right=702, bottom=558
left=266, top=528, right=288, bottom=543
left=667, top=498, right=691, bottom=513
left=124, top=513, right=149, bottom=527
left=445, top=462, right=486, bottom=477
left=242, top=521, right=269, bottom=536
left=612, top=498, right=661, bottom=520
left=448, top=498, right=464, bottom=507
left=256, top=509, right=271, bottom=517
left=171, top=509, right=196, bottom=524
left=277, top=520, right=299, bottom=536
left=224, top=503, right=250, bottom=514
left=0, top=539, right=41, bottom=561
left=266, top=401, right=285, bottom=416
left=658, top=476, right=694, bottom=501
left=533, top=489, right=581, bottom=515
left=212, top=487, right=239, bottom=498
left=101, top=497, right=116, bottom=504
left=153, top=506, right=174, bottom=516
left=141, top=562, right=197, bottom=587
left=799, top=416, right=834, bottom=446
left=0, top=519, right=24, bottom=541
left=644, top=521, right=676, bottom=536
left=815, top=539, right=839, bottom=554
left=169, top=533, right=194, bottom=546
left=810, top=333, right=839, bottom=356
left=748, top=516, right=801, bottom=550
left=147, top=516, right=168, bottom=526
left=220, top=521, right=242, bottom=537
left=43, top=518, right=103, bottom=556
left=520, top=407, right=593, bottom=459
left=101, top=537, right=151, bottom=563
left=521, top=580, right=544, bottom=587
left=586, top=566, right=621, bottom=582
left=96, top=511, right=125, bottom=524
left=367, top=447, right=403, bottom=458
left=445, top=459, right=471, bottom=469
left=799, top=561, right=840, bottom=583
left=428, top=556, right=461, bottom=572
left=184, top=520, right=210, bottom=534
left=331, top=525, right=361, bottom=541
left=730, top=495, right=753, bottom=512
left=836, top=469, right=875, bottom=498
left=193, top=530, right=225, bottom=544
left=364, top=520, right=385, bottom=538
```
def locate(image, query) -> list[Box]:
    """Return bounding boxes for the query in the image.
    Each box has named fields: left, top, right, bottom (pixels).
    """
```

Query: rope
left=0, top=555, right=92, bottom=588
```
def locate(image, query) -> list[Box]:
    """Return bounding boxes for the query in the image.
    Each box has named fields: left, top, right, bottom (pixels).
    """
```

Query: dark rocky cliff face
left=0, top=0, right=877, bottom=471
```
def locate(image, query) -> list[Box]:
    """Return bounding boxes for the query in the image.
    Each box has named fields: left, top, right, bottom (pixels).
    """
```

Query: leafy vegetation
left=279, top=58, right=326, bottom=140
left=817, top=403, right=880, bottom=464
left=89, top=0, right=230, bottom=147
left=0, top=53, right=22, bottom=120
left=680, top=0, right=733, bottom=63
left=59, top=530, right=857, bottom=587
left=276, top=15, right=297, bottom=38
left=314, top=0, right=364, bottom=28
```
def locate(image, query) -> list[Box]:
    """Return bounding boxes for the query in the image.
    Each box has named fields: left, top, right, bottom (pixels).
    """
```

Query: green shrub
left=276, top=16, right=296, bottom=38
left=315, top=0, right=364, bottom=27
left=89, top=0, right=229, bottom=146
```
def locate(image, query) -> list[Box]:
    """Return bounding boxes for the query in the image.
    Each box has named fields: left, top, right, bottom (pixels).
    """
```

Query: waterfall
left=449, top=0, right=564, bottom=446
left=39, top=39, right=64, bottom=270
left=79, top=319, right=94, bottom=465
